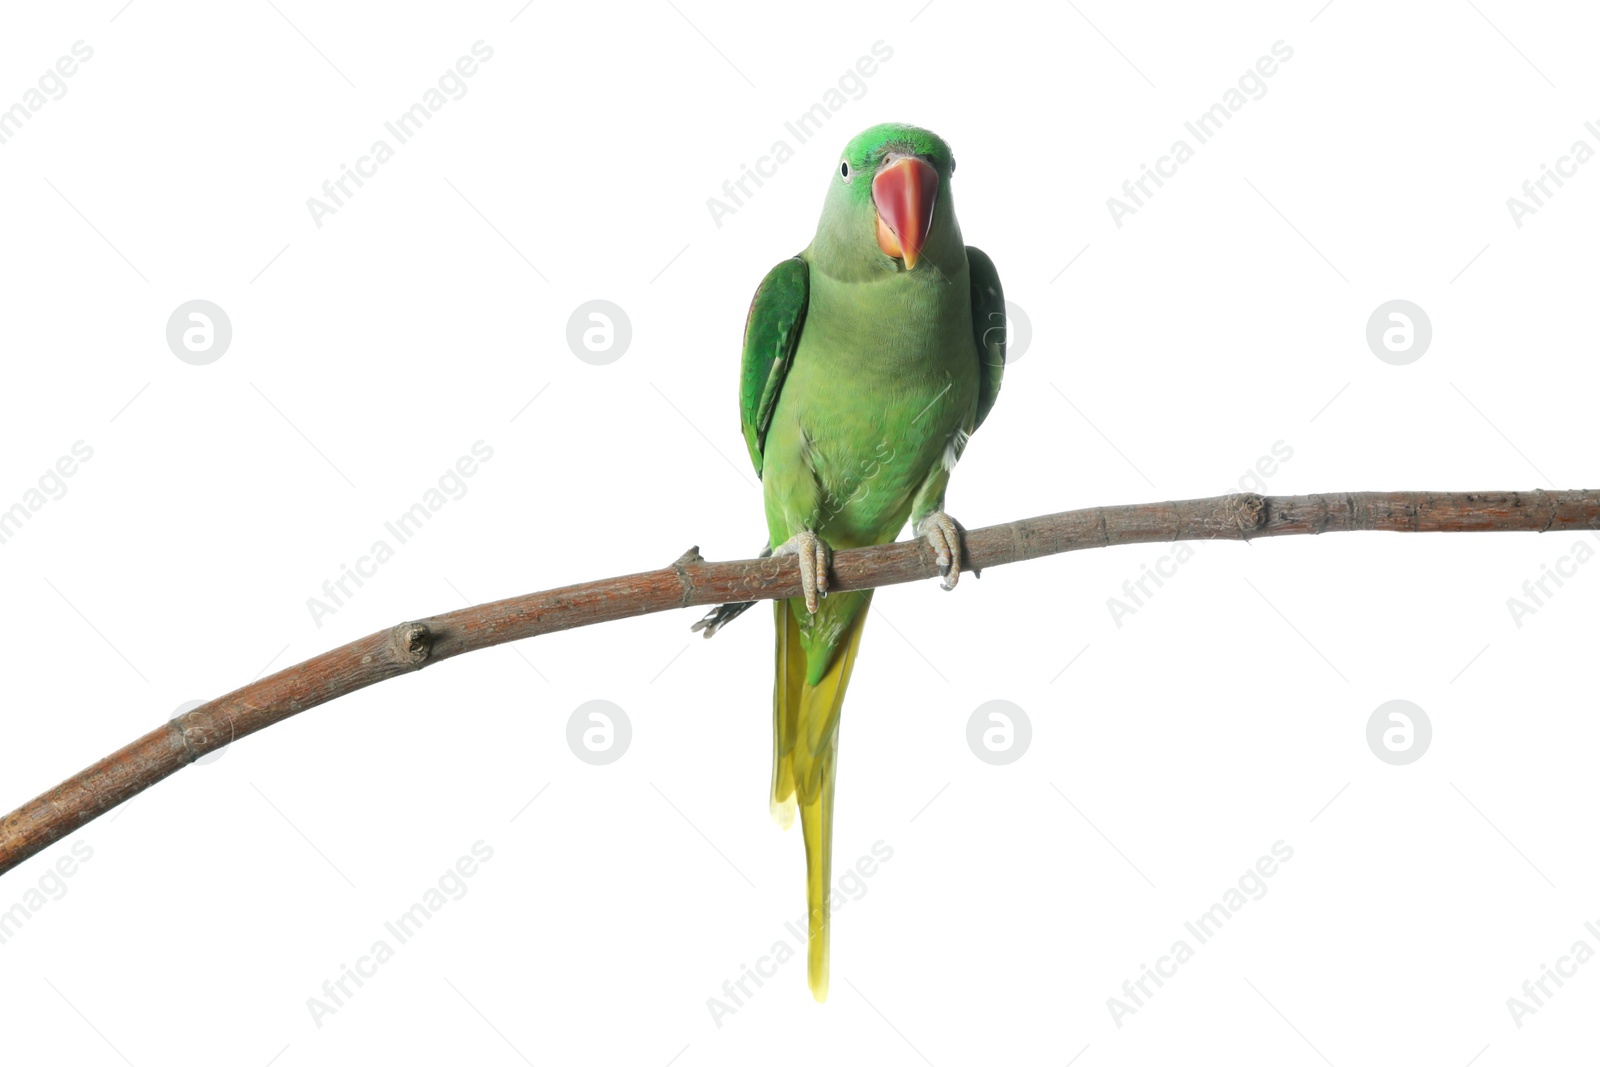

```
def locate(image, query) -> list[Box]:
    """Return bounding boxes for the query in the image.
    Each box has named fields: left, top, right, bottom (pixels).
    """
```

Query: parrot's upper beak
left=872, top=155, right=938, bottom=271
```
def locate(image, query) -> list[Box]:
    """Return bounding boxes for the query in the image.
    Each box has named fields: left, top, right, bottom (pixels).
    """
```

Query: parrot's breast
left=761, top=266, right=979, bottom=550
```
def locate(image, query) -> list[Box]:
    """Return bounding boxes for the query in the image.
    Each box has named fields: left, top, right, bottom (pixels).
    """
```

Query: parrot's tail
left=691, top=598, right=757, bottom=637
left=771, top=595, right=870, bottom=1002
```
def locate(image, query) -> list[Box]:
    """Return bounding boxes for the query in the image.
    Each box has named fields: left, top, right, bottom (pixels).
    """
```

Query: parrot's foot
left=915, top=511, right=964, bottom=590
left=773, top=529, right=831, bottom=613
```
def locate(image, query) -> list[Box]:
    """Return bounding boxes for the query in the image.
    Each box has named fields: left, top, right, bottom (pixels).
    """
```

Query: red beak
left=872, top=156, right=938, bottom=270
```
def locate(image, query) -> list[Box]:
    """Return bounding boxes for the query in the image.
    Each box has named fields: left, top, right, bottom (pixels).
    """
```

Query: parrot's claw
left=915, top=511, right=964, bottom=591
left=774, top=529, right=831, bottom=613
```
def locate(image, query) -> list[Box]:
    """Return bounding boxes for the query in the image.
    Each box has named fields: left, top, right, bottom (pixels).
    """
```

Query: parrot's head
left=811, top=123, right=959, bottom=280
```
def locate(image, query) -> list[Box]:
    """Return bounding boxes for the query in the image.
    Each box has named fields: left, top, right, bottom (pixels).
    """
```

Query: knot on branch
left=1224, top=492, right=1267, bottom=535
left=671, top=546, right=704, bottom=606
left=390, top=622, right=433, bottom=667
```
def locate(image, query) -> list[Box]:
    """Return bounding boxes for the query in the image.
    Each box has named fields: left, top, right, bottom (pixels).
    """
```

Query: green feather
left=738, top=257, right=808, bottom=476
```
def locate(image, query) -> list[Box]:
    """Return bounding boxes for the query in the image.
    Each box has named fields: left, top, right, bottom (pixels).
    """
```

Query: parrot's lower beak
left=872, top=156, right=938, bottom=271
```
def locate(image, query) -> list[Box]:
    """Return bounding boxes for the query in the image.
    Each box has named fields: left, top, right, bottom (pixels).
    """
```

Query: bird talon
left=775, top=529, right=833, bottom=614
left=915, top=510, right=964, bottom=592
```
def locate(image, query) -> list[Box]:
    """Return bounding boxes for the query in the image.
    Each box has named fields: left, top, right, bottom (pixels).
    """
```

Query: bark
left=2, top=488, right=1595, bottom=878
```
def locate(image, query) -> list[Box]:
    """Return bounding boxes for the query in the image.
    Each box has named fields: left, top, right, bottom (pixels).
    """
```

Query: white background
left=1, top=1, right=1597, bottom=1063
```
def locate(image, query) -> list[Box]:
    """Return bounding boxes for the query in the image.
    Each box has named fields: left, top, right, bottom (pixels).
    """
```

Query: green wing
left=966, top=246, right=1006, bottom=432
left=739, top=257, right=810, bottom=477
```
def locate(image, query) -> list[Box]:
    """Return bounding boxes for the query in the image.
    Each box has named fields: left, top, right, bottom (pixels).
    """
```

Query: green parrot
left=695, top=122, right=1006, bottom=1000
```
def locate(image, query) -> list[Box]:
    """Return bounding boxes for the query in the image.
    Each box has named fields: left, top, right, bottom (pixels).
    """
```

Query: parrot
left=694, top=122, right=1006, bottom=1001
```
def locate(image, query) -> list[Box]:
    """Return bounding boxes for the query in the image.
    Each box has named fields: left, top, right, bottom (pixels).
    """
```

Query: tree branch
left=3, top=488, right=1595, bottom=878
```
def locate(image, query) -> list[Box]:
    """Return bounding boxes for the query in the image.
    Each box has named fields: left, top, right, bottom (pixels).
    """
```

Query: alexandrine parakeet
left=696, top=122, right=1006, bottom=1000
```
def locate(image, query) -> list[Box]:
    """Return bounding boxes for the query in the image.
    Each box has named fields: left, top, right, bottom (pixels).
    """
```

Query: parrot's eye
left=839, top=160, right=851, bottom=182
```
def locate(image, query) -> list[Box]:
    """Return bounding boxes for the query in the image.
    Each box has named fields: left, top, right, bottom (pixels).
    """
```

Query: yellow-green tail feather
left=770, top=596, right=869, bottom=1001
left=770, top=600, right=806, bottom=829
